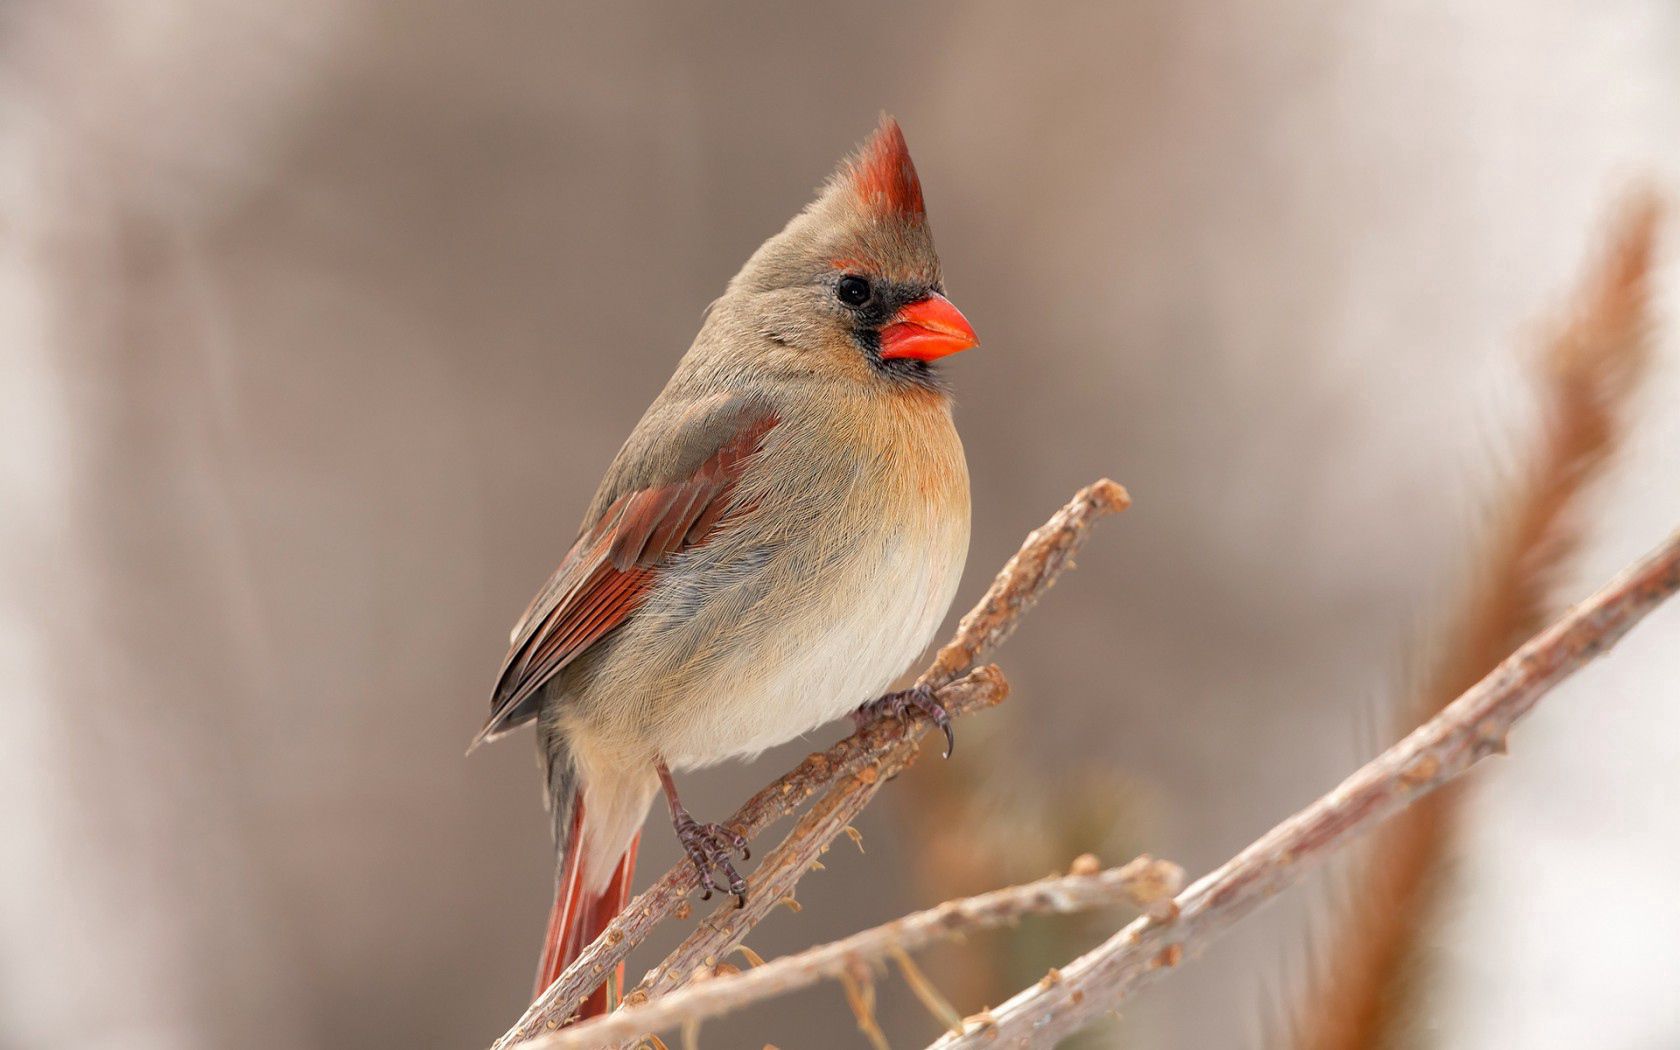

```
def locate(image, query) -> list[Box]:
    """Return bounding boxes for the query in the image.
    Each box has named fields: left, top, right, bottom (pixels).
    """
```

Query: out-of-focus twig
left=930, top=524, right=1680, bottom=1048
left=522, top=856, right=1185, bottom=1049
left=1299, top=193, right=1662, bottom=1050
left=493, top=480, right=1131, bottom=1047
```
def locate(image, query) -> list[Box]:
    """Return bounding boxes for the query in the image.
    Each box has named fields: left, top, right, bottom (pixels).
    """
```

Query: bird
left=473, top=115, right=978, bottom=1018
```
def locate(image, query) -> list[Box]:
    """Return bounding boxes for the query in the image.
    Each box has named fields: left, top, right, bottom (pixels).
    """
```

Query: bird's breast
left=658, top=513, right=968, bottom=768
left=592, top=389, right=971, bottom=768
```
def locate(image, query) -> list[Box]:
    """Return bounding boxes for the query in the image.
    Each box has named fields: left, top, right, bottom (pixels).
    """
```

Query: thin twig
left=841, top=964, right=890, bottom=1050
left=493, top=479, right=1131, bottom=1047
left=931, top=524, right=1680, bottom=1048
left=519, top=856, right=1186, bottom=1049
left=890, top=945, right=966, bottom=1035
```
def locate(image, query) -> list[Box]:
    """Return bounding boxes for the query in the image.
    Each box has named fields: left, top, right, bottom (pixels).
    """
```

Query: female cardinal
left=474, top=116, right=977, bottom=1014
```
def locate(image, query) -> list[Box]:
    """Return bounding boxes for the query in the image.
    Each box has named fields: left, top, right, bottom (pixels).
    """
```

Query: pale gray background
left=3, top=3, right=1678, bottom=1048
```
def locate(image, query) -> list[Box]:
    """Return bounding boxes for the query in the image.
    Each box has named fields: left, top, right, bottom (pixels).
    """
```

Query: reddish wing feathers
left=609, top=410, right=779, bottom=569
left=846, top=116, right=925, bottom=221
left=476, top=410, right=779, bottom=746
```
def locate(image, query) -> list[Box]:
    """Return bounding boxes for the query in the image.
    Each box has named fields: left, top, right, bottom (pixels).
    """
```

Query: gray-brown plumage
left=475, top=117, right=978, bottom=1012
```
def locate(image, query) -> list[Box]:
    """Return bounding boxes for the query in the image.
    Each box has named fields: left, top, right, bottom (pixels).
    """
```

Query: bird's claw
left=674, top=815, right=749, bottom=907
left=854, top=683, right=955, bottom=758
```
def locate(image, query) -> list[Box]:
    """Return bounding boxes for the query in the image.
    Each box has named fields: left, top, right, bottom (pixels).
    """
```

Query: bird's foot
left=674, top=814, right=749, bottom=907
left=853, top=683, right=954, bottom=758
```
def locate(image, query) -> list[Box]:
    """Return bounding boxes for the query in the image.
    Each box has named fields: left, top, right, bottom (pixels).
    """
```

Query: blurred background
left=3, top=3, right=1678, bottom=1048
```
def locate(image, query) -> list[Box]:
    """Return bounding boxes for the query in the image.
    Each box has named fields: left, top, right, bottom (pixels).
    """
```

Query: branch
left=932, top=524, right=1680, bottom=1048
left=523, top=855, right=1186, bottom=1049
left=493, top=479, right=1131, bottom=1048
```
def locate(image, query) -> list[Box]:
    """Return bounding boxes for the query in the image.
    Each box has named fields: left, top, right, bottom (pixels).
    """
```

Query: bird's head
left=719, top=116, right=978, bottom=388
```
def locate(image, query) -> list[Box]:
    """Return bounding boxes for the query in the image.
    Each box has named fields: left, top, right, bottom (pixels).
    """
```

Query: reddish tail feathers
left=533, top=796, right=641, bottom=1020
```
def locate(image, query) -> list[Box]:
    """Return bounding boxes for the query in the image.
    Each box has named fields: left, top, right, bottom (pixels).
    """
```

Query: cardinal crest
left=842, top=115, right=927, bottom=222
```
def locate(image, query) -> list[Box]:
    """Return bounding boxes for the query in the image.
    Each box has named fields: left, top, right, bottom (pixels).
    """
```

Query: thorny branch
left=932, top=524, right=1680, bottom=1048
left=525, top=858, right=1185, bottom=1048
left=493, top=479, right=1132, bottom=1048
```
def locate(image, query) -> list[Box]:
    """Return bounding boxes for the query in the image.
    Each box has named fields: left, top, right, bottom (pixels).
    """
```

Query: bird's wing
left=473, top=396, right=779, bottom=748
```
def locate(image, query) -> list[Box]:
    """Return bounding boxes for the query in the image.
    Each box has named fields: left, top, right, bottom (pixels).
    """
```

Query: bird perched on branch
left=473, top=116, right=978, bottom=1017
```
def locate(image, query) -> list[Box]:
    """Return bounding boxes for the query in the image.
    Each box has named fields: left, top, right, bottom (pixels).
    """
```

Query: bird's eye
left=835, top=275, right=873, bottom=308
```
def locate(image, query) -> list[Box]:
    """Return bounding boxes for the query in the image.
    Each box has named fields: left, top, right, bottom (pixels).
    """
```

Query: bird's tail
left=534, top=794, right=640, bottom=1016
left=534, top=734, right=646, bottom=1020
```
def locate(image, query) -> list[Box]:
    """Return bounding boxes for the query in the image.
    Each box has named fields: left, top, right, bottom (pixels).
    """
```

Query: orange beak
left=878, top=293, right=979, bottom=361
